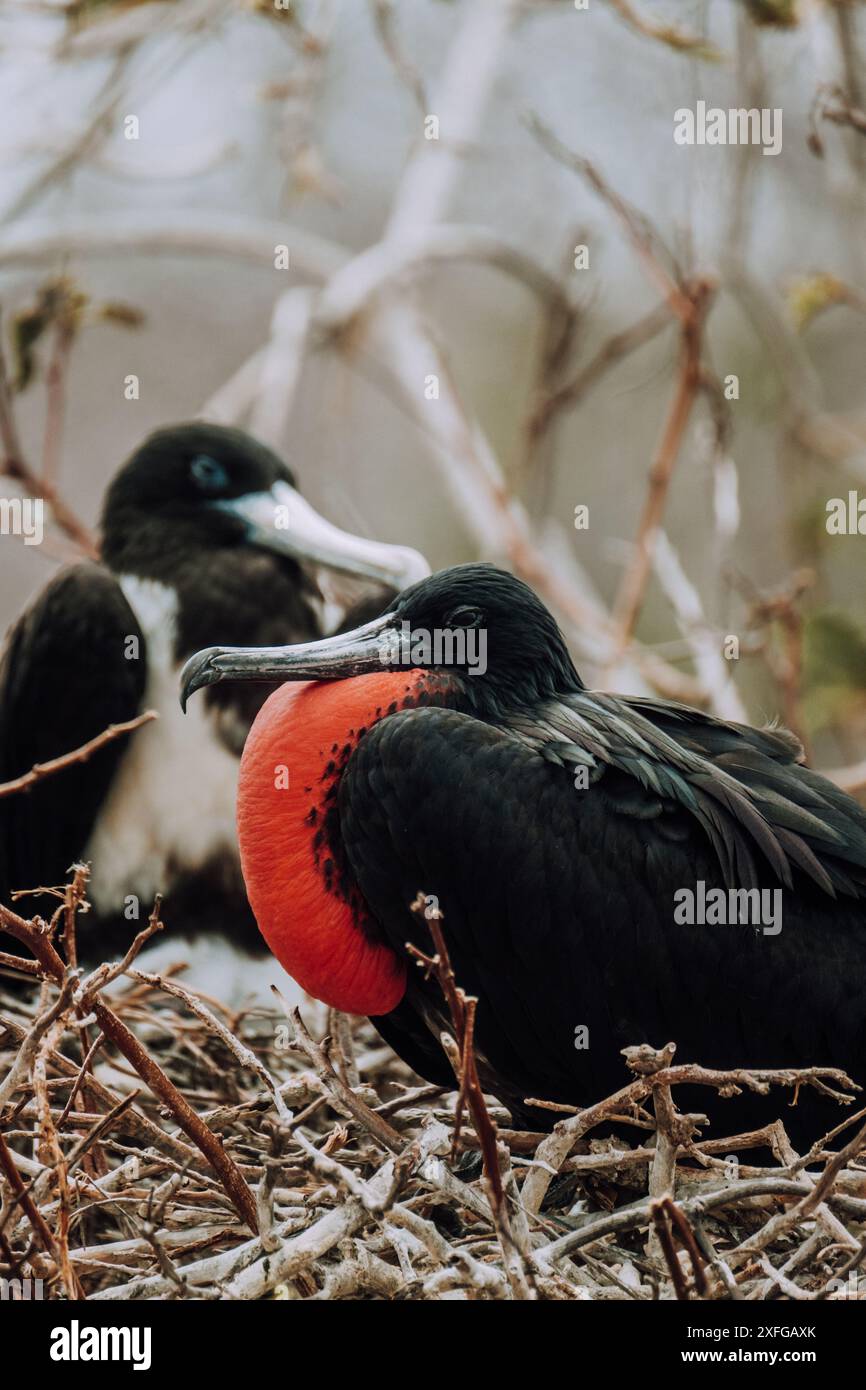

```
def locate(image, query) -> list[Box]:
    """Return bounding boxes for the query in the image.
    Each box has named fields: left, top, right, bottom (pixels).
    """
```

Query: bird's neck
left=107, top=547, right=321, bottom=663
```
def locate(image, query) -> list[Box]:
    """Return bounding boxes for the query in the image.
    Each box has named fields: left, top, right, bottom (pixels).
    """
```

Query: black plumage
left=0, top=422, right=423, bottom=965
left=0, top=566, right=147, bottom=917
left=184, top=563, right=866, bottom=1144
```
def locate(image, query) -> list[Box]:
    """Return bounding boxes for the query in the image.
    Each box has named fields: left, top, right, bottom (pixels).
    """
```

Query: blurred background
left=0, top=0, right=865, bottom=782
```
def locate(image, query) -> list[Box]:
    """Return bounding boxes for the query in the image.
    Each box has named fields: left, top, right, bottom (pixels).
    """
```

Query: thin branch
left=0, top=322, right=96, bottom=558
left=0, top=712, right=157, bottom=800
left=603, top=279, right=714, bottom=677
left=606, top=0, right=725, bottom=61
left=0, top=901, right=259, bottom=1233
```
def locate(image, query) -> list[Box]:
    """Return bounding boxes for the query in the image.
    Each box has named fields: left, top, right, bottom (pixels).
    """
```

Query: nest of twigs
left=1, top=872, right=865, bottom=1302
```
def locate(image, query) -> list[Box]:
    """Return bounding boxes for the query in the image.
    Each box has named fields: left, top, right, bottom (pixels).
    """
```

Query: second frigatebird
left=0, top=422, right=426, bottom=980
left=181, top=564, right=866, bottom=1139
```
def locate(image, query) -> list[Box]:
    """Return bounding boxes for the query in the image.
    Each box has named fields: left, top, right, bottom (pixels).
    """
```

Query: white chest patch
left=85, top=576, right=241, bottom=915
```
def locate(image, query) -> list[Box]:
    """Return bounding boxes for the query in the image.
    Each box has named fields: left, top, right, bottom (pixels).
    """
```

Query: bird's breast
left=86, top=576, right=240, bottom=914
left=237, top=670, right=446, bottom=1014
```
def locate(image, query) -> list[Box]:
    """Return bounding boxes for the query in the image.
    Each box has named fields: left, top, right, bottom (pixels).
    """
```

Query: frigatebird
left=0, top=422, right=426, bottom=973
left=181, top=564, right=866, bottom=1140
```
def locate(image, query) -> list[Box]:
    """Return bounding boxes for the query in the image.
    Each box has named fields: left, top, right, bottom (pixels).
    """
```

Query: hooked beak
left=212, top=481, right=428, bottom=590
left=180, top=611, right=400, bottom=711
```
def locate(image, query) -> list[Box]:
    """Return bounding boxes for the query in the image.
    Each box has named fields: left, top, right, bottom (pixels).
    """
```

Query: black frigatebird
left=0, top=422, right=427, bottom=975
left=181, top=564, right=866, bottom=1139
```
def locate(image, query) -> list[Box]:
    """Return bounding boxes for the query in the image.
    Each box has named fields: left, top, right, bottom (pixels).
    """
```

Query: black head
left=387, top=564, right=583, bottom=708
left=180, top=563, right=584, bottom=716
left=101, top=423, right=291, bottom=571
left=100, top=421, right=427, bottom=591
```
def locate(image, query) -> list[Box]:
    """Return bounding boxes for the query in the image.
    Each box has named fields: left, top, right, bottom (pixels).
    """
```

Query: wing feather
left=0, top=565, right=146, bottom=908
left=338, top=705, right=866, bottom=1126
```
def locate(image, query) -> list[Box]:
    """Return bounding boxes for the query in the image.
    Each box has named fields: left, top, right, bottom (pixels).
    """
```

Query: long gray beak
left=213, top=481, right=428, bottom=590
left=180, top=611, right=400, bottom=711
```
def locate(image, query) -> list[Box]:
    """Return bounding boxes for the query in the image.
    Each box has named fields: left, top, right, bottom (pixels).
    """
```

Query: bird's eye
left=190, top=454, right=229, bottom=492
left=445, top=605, right=484, bottom=628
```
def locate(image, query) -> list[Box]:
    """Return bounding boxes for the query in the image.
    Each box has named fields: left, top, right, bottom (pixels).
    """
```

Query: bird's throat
left=237, top=670, right=440, bottom=1014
